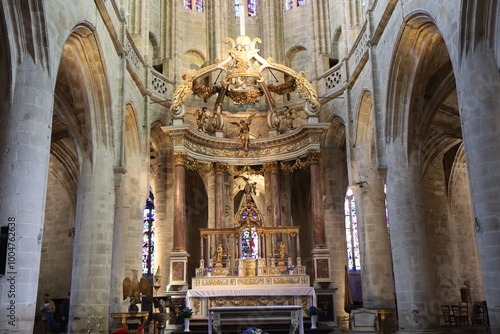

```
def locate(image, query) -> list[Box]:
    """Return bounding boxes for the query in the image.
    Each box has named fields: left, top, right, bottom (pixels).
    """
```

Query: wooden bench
left=208, top=306, right=304, bottom=334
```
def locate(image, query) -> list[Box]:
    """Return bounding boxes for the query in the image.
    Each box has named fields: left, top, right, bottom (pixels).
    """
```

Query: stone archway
left=385, top=12, right=482, bottom=332
left=48, top=24, right=115, bottom=333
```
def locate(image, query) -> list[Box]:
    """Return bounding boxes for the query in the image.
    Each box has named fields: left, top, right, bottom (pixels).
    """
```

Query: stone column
left=109, top=164, right=146, bottom=313
left=355, top=174, right=395, bottom=310
left=309, top=151, right=331, bottom=286
left=170, top=153, right=189, bottom=285
left=0, top=60, right=53, bottom=333
left=456, top=48, right=500, bottom=333
left=70, top=148, right=116, bottom=333
left=386, top=141, right=439, bottom=332
left=354, top=167, right=396, bottom=333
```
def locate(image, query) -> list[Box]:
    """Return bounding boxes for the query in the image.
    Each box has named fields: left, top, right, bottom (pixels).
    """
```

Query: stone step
left=170, top=319, right=335, bottom=334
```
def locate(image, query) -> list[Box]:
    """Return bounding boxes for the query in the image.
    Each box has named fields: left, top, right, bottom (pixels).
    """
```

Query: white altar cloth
left=186, top=287, right=316, bottom=307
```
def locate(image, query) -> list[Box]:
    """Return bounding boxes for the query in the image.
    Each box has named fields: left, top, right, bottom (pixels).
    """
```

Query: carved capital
left=307, top=150, right=321, bottom=164
left=213, top=162, right=229, bottom=174
left=173, top=152, right=188, bottom=165
left=264, top=161, right=280, bottom=174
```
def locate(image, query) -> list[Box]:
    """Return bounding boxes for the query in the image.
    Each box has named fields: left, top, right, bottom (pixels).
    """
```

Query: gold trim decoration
left=169, top=34, right=320, bottom=118
left=173, top=152, right=188, bottom=165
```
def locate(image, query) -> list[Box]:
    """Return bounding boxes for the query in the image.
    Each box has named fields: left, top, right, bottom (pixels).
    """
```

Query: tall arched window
left=235, top=0, right=257, bottom=16
left=142, top=196, right=155, bottom=275
left=285, top=0, right=305, bottom=10
left=345, top=188, right=360, bottom=270
left=184, top=0, right=204, bottom=11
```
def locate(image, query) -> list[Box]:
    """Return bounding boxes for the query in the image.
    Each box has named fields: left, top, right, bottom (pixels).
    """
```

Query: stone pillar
left=386, top=142, right=439, bottom=333
left=109, top=164, right=146, bottom=313
left=70, top=148, right=116, bottom=333
left=456, top=48, right=500, bottom=333
left=170, top=153, right=189, bottom=285
left=267, top=162, right=282, bottom=228
left=0, top=60, right=53, bottom=333
left=309, top=151, right=332, bottom=286
left=355, top=175, right=395, bottom=310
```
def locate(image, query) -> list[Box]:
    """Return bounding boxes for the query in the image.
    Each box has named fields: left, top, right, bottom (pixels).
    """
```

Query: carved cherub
left=230, top=113, right=256, bottom=152
left=123, top=269, right=152, bottom=305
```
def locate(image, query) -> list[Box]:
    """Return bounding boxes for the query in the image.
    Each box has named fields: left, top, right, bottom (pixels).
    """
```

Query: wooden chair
left=473, top=301, right=489, bottom=326
left=451, top=305, right=461, bottom=325
left=458, top=302, right=470, bottom=326
left=441, top=305, right=457, bottom=326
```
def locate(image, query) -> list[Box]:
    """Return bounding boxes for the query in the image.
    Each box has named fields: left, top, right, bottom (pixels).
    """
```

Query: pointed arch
left=55, top=24, right=114, bottom=163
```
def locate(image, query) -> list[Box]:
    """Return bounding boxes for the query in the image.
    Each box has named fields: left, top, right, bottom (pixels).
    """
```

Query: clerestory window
left=185, top=0, right=204, bottom=12
left=285, top=0, right=305, bottom=10
left=235, top=0, right=257, bottom=16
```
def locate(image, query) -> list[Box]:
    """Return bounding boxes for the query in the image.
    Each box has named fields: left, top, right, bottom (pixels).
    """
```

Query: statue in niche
left=215, top=244, right=224, bottom=268
left=277, top=242, right=286, bottom=266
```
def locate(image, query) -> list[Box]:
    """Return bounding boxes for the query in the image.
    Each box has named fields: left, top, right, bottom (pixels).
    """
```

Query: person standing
left=59, top=292, right=70, bottom=333
left=40, top=293, right=56, bottom=334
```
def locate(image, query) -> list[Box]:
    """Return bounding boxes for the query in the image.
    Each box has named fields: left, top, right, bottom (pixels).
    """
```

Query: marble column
left=310, top=152, right=326, bottom=248
left=173, top=153, right=186, bottom=252
left=267, top=162, right=282, bottom=228
left=70, top=148, right=116, bottom=333
left=0, top=60, right=53, bottom=333
left=386, top=141, right=439, bottom=332
left=170, top=153, right=189, bottom=285
left=456, top=48, right=500, bottom=333
left=308, top=151, right=331, bottom=286
left=214, top=163, right=226, bottom=248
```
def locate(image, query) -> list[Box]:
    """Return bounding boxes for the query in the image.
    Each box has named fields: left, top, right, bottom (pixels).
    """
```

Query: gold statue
left=277, top=242, right=286, bottom=266
left=215, top=244, right=224, bottom=268
left=230, top=113, right=256, bottom=153
left=123, top=269, right=152, bottom=305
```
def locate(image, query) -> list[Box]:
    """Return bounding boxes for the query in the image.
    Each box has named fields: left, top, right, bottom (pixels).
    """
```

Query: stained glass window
left=142, top=197, right=155, bottom=275
left=196, top=0, right=204, bottom=11
left=235, top=0, right=257, bottom=16
left=241, top=226, right=259, bottom=259
left=185, top=0, right=203, bottom=11
left=285, top=0, right=305, bottom=10
left=345, top=189, right=360, bottom=271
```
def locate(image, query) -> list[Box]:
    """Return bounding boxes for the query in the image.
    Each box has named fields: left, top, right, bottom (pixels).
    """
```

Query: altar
left=187, top=287, right=316, bottom=319
left=181, top=189, right=317, bottom=319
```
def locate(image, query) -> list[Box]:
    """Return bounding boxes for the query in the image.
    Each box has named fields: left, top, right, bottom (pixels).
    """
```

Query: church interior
left=0, top=0, right=499, bottom=333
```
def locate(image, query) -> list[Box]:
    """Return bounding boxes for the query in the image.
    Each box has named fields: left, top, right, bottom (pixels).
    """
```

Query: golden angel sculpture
left=123, top=269, right=152, bottom=305
left=230, top=113, right=256, bottom=153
